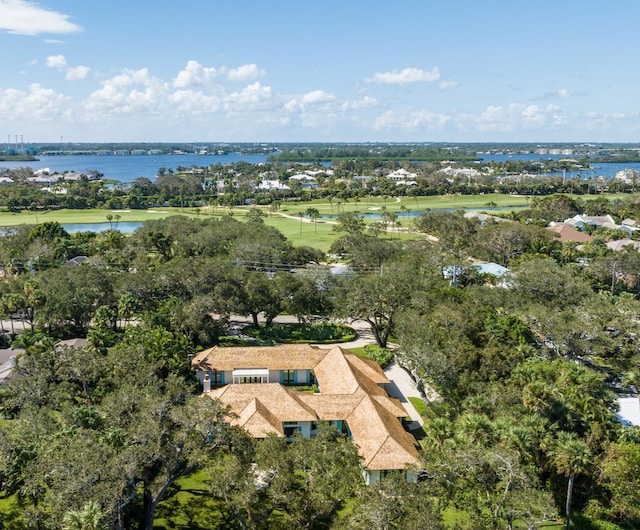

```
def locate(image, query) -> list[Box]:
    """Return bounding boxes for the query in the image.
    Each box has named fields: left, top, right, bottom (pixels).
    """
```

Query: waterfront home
left=258, top=180, right=290, bottom=191
left=191, top=344, right=420, bottom=485
left=385, top=168, right=417, bottom=182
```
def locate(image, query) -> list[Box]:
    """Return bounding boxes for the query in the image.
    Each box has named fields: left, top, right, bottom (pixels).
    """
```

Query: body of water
left=0, top=152, right=268, bottom=184
left=321, top=205, right=520, bottom=221
left=63, top=221, right=143, bottom=234
left=0, top=151, right=638, bottom=183
left=478, top=153, right=640, bottom=179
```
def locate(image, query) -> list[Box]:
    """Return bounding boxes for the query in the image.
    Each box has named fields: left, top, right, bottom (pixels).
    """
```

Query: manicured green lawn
left=408, top=396, right=429, bottom=417
left=0, top=207, right=197, bottom=227
left=154, top=471, right=227, bottom=529
left=1, top=192, right=635, bottom=254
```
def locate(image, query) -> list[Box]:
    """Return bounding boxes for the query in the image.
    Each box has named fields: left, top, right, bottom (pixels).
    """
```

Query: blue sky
left=1, top=0, right=639, bottom=143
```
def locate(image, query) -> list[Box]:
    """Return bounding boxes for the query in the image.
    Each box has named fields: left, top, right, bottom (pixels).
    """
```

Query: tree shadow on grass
left=0, top=508, right=29, bottom=530
left=154, top=490, right=231, bottom=530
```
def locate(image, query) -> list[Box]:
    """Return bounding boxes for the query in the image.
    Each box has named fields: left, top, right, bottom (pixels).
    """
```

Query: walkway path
left=383, top=360, right=425, bottom=429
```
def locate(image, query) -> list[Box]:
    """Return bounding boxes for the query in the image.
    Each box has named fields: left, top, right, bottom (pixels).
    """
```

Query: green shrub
left=363, top=344, right=393, bottom=368
left=243, top=323, right=357, bottom=344
left=217, top=335, right=276, bottom=347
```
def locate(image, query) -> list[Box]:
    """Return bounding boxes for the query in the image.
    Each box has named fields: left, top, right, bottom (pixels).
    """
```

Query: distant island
left=0, top=154, right=37, bottom=162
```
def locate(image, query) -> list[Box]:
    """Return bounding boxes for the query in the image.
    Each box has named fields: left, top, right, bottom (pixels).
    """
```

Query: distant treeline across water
left=0, top=151, right=639, bottom=183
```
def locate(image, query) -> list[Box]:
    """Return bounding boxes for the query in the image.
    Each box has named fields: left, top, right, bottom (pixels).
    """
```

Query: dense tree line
left=0, top=207, right=639, bottom=527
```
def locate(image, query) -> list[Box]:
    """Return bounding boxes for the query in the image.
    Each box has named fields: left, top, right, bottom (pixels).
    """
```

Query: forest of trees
left=0, top=198, right=639, bottom=528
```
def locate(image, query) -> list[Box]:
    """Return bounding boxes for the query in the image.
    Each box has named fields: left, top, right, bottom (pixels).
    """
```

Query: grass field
left=0, top=193, right=531, bottom=228
left=0, top=192, right=636, bottom=252
left=0, top=207, right=188, bottom=226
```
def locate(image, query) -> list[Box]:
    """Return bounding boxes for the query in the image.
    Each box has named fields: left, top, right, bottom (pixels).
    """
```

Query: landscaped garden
left=241, top=322, right=357, bottom=344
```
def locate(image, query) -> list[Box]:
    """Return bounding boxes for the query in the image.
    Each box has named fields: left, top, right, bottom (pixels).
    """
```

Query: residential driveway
left=0, top=347, right=24, bottom=384
left=383, top=360, right=425, bottom=428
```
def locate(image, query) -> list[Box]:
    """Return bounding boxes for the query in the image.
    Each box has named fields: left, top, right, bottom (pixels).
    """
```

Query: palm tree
left=62, top=501, right=109, bottom=530
left=551, top=433, right=591, bottom=530
left=117, top=293, right=137, bottom=329
left=306, top=207, right=320, bottom=234
left=297, top=211, right=305, bottom=235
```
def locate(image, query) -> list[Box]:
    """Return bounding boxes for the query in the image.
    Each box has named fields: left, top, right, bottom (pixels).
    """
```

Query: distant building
left=615, top=168, right=640, bottom=183
left=385, top=168, right=417, bottom=182
left=258, top=180, right=290, bottom=191
left=547, top=224, right=594, bottom=243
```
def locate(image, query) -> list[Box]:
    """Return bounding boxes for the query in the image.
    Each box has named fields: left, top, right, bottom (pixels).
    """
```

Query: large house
left=191, top=344, right=420, bottom=485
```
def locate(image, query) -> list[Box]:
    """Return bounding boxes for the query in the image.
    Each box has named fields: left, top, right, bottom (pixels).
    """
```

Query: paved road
left=0, top=347, right=24, bottom=383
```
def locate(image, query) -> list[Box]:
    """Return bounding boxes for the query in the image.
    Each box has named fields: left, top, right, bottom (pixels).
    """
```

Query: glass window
left=282, top=370, right=295, bottom=385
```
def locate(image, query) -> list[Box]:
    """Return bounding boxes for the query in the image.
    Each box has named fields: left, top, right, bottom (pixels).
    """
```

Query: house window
left=211, top=370, right=224, bottom=387
left=283, top=422, right=301, bottom=437
left=239, top=376, right=265, bottom=384
left=281, top=370, right=295, bottom=385
left=232, top=368, right=269, bottom=384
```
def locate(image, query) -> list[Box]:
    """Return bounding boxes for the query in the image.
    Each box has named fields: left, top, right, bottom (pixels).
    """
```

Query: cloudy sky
left=1, top=0, right=639, bottom=143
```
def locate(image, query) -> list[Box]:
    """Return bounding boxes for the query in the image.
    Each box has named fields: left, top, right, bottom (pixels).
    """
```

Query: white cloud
left=301, top=90, right=335, bottom=105
left=85, top=68, right=166, bottom=114
left=367, top=67, right=440, bottom=85
left=46, top=54, right=67, bottom=68
left=374, top=109, right=449, bottom=131
left=0, top=83, right=69, bottom=120
left=540, top=88, right=570, bottom=100
left=227, top=64, right=265, bottom=82
left=5, top=57, right=635, bottom=141
left=66, top=65, right=90, bottom=81
left=173, top=60, right=219, bottom=88
left=438, top=80, right=459, bottom=90
left=169, top=90, right=221, bottom=113
left=225, top=82, right=273, bottom=111
left=46, top=54, right=90, bottom=81
left=341, top=96, right=380, bottom=111
left=0, top=0, right=82, bottom=36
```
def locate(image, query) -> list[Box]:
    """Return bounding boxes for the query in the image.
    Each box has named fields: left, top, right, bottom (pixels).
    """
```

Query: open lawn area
left=0, top=192, right=637, bottom=253
left=0, top=207, right=194, bottom=227
left=0, top=193, right=532, bottom=229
